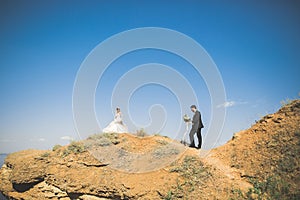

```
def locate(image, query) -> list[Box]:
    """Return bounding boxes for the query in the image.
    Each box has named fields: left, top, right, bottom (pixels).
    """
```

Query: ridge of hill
left=0, top=100, right=299, bottom=199
left=212, top=99, right=300, bottom=199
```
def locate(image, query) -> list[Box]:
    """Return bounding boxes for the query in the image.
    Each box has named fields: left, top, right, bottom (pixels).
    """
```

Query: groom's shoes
left=188, top=145, right=201, bottom=149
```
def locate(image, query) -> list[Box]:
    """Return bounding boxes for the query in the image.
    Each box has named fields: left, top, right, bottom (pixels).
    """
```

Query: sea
left=0, top=154, right=8, bottom=200
left=0, top=154, right=7, bottom=167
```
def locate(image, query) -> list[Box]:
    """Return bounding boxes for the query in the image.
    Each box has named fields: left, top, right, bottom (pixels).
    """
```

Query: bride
left=102, top=107, right=128, bottom=133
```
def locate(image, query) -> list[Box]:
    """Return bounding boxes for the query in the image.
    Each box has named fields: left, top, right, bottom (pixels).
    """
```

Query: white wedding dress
left=102, top=112, right=128, bottom=133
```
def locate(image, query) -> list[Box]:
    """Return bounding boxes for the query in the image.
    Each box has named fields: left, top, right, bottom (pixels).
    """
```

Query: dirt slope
left=0, top=100, right=299, bottom=199
left=213, top=99, right=300, bottom=199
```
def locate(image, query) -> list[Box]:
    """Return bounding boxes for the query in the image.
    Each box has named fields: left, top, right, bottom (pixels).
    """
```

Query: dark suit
left=189, top=110, right=204, bottom=148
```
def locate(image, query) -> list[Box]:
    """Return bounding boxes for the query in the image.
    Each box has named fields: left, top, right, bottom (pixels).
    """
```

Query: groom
left=189, top=105, right=204, bottom=149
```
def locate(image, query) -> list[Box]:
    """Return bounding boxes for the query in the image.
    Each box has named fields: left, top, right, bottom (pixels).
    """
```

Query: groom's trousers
left=197, top=128, right=202, bottom=149
left=189, top=126, right=202, bottom=148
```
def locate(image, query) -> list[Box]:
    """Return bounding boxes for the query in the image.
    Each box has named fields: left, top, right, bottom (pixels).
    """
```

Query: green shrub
left=52, top=144, right=62, bottom=151
left=136, top=128, right=147, bottom=137
left=67, top=141, right=86, bottom=154
left=169, top=156, right=212, bottom=197
left=40, top=152, right=50, bottom=158
left=152, top=146, right=179, bottom=159
left=86, top=133, right=120, bottom=148
left=62, top=149, right=70, bottom=157
left=156, top=139, right=169, bottom=145
left=164, top=190, right=173, bottom=200
left=230, top=188, right=244, bottom=200
left=246, top=175, right=292, bottom=200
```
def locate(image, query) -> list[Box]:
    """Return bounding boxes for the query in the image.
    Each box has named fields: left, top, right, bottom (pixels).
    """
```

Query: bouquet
left=183, top=114, right=191, bottom=123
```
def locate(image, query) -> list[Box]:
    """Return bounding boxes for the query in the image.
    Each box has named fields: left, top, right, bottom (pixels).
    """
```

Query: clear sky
left=1, top=0, right=299, bottom=153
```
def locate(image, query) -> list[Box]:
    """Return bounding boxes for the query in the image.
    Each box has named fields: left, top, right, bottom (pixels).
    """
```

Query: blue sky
left=1, top=0, right=299, bottom=153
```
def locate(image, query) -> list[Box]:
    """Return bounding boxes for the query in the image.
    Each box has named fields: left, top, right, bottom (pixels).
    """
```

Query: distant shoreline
left=0, top=154, right=8, bottom=165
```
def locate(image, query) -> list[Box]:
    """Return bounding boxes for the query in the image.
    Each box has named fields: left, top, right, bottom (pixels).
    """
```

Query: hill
left=0, top=100, right=299, bottom=199
left=213, top=99, right=300, bottom=199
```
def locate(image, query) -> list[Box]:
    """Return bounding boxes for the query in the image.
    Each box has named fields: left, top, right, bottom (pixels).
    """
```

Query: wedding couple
left=103, top=105, right=204, bottom=149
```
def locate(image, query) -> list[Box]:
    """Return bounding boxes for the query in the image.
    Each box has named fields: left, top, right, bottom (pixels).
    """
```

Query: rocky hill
left=0, top=100, right=299, bottom=200
left=213, top=99, right=300, bottom=199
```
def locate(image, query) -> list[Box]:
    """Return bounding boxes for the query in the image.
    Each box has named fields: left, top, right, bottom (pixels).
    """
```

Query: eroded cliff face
left=0, top=135, right=249, bottom=200
left=0, top=139, right=180, bottom=200
left=0, top=100, right=299, bottom=200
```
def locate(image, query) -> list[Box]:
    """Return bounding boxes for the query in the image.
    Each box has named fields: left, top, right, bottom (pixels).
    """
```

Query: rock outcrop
left=0, top=100, right=299, bottom=199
